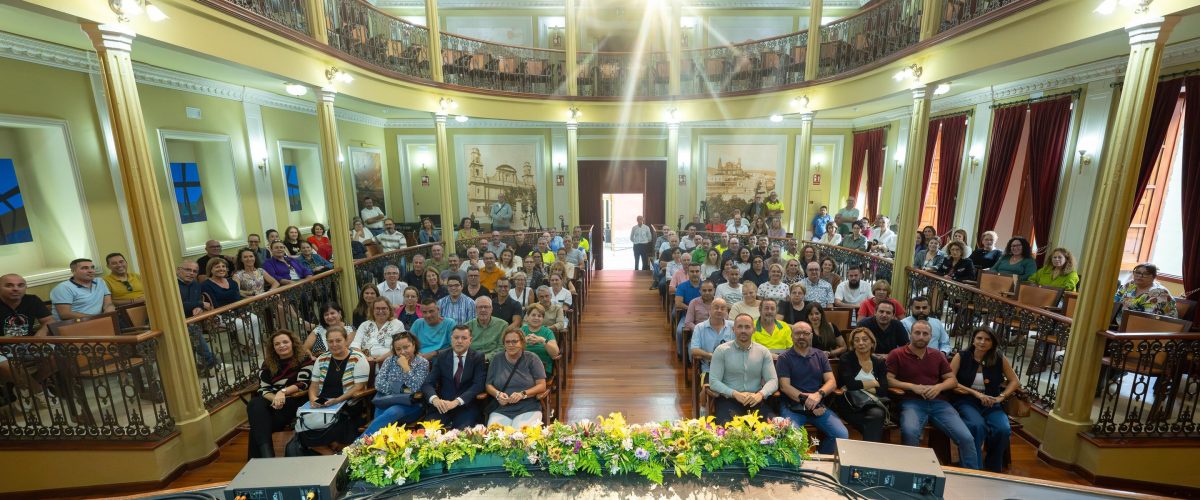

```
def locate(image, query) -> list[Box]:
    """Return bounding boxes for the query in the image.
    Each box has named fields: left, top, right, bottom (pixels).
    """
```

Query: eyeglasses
left=1132, top=271, right=1153, bottom=278
left=503, top=339, right=521, bottom=345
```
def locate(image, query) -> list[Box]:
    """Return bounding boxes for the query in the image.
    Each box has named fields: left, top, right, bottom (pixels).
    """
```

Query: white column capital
left=911, top=86, right=929, bottom=101
left=1126, top=16, right=1167, bottom=45
left=667, top=122, right=680, bottom=132
left=84, top=23, right=136, bottom=54
left=434, top=113, right=448, bottom=124
left=566, top=121, right=578, bottom=132
left=318, top=87, right=337, bottom=103
left=799, top=111, right=814, bottom=124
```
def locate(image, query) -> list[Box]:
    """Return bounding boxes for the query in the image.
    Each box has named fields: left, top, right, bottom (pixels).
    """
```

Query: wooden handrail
left=441, top=30, right=566, bottom=55
left=352, top=241, right=439, bottom=267
left=1096, top=330, right=1200, bottom=341
left=907, top=267, right=1073, bottom=324
left=0, top=329, right=164, bottom=344
left=185, top=268, right=341, bottom=323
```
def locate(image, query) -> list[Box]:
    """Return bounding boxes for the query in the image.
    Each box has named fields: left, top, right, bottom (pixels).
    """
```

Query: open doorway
left=602, top=193, right=645, bottom=270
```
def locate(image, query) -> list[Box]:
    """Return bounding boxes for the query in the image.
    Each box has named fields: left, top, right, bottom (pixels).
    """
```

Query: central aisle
left=563, top=270, right=692, bottom=423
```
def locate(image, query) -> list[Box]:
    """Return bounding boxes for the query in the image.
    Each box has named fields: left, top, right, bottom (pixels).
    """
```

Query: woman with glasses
left=360, top=332, right=429, bottom=437
left=1113, top=263, right=1178, bottom=321
left=485, top=329, right=547, bottom=428
left=989, top=236, right=1037, bottom=282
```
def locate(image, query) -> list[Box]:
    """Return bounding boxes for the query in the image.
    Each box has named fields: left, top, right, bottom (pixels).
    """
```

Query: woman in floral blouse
left=359, top=332, right=429, bottom=437
left=1113, top=263, right=1178, bottom=323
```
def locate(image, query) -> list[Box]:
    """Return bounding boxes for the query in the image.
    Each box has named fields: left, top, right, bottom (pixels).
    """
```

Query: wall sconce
left=109, top=0, right=168, bottom=23
left=1077, top=149, right=1093, bottom=174
left=256, top=157, right=268, bottom=172
left=325, top=67, right=353, bottom=85
left=1094, top=0, right=1153, bottom=15
left=968, top=145, right=984, bottom=172
left=438, top=97, right=458, bottom=115
left=968, top=155, right=980, bottom=171
left=555, top=163, right=566, bottom=186
left=566, top=106, right=582, bottom=124
left=547, top=24, right=565, bottom=49
left=665, top=107, right=680, bottom=125
left=892, top=64, right=923, bottom=84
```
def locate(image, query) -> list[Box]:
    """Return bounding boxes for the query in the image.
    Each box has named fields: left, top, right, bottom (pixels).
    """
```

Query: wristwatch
left=817, top=390, right=826, bottom=399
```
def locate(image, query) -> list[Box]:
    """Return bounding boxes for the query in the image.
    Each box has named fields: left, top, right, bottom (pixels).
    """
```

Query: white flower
left=394, top=475, right=406, bottom=486
left=528, top=451, right=540, bottom=465
left=402, top=447, right=413, bottom=459
left=622, top=438, right=633, bottom=451
left=610, top=463, right=620, bottom=475
left=375, top=455, right=386, bottom=466
left=384, top=467, right=395, bottom=478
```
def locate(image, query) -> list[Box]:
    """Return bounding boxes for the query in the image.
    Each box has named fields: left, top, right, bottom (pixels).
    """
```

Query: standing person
left=777, top=322, right=847, bottom=454
left=630, top=215, right=654, bottom=272
left=360, top=197, right=385, bottom=231
left=102, top=253, right=144, bottom=305
left=887, top=320, right=981, bottom=470
left=745, top=193, right=767, bottom=220
left=764, top=191, right=785, bottom=219
left=811, top=206, right=832, bottom=241
left=951, top=327, right=1020, bottom=473
left=835, top=198, right=860, bottom=236
left=247, top=330, right=313, bottom=459
left=490, top=192, right=514, bottom=231
left=51, top=258, right=115, bottom=320
left=708, top=313, right=779, bottom=424
left=835, top=328, right=889, bottom=442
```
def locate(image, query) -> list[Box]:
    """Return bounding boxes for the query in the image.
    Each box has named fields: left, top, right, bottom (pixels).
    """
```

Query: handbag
left=1004, top=393, right=1032, bottom=418
left=295, top=406, right=342, bottom=432
left=840, top=389, right=892, bottom=423
left=482, top=355, right=525, bottom=417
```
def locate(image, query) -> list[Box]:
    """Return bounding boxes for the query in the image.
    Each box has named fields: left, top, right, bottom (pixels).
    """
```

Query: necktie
left=454, top=355, right=464, bottom=386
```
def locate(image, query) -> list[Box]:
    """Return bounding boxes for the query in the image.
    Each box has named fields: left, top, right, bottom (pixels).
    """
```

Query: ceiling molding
left=0, top=31, right=95, bottom=73
left=242, top=88, right=317, bottom=114
left=132, top=62, right=246, bottom=101
left=335, top=107, right=389, bottom=127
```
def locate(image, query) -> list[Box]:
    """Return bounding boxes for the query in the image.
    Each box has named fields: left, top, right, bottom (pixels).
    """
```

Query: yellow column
left=565, top=0, right=579, bottom=96
left=666, top=122, right=680, bottom=228
left=1041, top=16, right=1177, bottom=463
left=668, top=0, right=682, bottom=96
left=919, top=0, right=941, bottom=41
left=793, top=111, right=815, bottom=234
left=566, top=121, right=580, bottom=227
left=804, top=0, right=822, bottom=82
left=315, top=88, right=358, bottom=305
left=305, top=0, right=329, bottom=44
left=424, top=0, right=444, bottom=82
left=82, top=23, right=214, bottom=459
left=434, top=113, right=457, bottom=248
left=892, top=85, right=932, bottom=300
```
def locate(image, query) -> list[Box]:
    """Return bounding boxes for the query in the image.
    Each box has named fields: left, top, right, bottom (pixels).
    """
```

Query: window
left=0, top=159, right=32, bottom=244
left=285, top=164, right=302, bottom=212
left=169, top=161, right=207, bottom=224
left=919, top=128, right=944, bottom=229
left=1124, top=92, right=1186, bottom=276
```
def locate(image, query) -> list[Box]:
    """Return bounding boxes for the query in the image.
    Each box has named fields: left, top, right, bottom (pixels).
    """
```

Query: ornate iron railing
left=453, top=230, right=546, bottom=258
left=684, top=30, right=808, bottom=95
left=441, top=33, right=567, bottom=95
left=939, top=0, right=1023, bottom=32
left=576, top=51, right=647, bottom=97
left=817, top=0, right=923, bottom=78
left=809, top=241, right=894, bottom=284
left=0, top=330, right=174, bottom=441
left=325, top=0, right=432, bottom=79
left=1092, top=330, right=1200, bottom=438
left=226, top=0, right=308, bottom=33
left=353, top=242, right=437, bottom=290
left=906, top=268, right=1071, bottom=411
left=185, top=269, right=342, bottom=410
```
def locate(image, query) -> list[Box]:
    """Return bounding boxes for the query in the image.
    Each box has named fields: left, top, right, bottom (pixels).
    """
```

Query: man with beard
left=776, top=321, right=847, bottom=454
left=708, top=313, right=778, bottom=424
left=714, top=265, right=744, bottom=304
left=752, top=299, right=792, bottom=355
left=403, top=254, right=427, bottom=286
left=901, top=296, right=951, bottom=354
left=834, top=266, right=871, bottom=308
left=886, top=320, right=980, bottom=470
left=857, top=301, right=909, bottom=355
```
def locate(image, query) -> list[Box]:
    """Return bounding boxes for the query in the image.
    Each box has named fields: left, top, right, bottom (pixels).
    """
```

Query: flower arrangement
left=346, top=412, right=809, bottom=487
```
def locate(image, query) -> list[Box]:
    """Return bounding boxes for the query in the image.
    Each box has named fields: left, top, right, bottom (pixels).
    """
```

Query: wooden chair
left=1119, top=310, right=1192, bottom=334
left=1102, top=311, right=1194, bottom=419
left=978, top=270, right=1017, bottom=297
left=1174, top=298, right=1196, bottom=326
left=49, top=312, right=155, bottom=405
left=117, top=303, right=150, bottom=332
left=825, top=308, right=853, bottom=331
left=1015, top=283, right=1063, bottom=310
left=48, top=312, right=122, bottom=338
left=1061, top=292, right=1078, bottom=319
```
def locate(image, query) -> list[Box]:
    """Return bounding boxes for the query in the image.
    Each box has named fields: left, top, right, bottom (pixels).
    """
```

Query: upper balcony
left=198, top=0, right=1035, bottom=100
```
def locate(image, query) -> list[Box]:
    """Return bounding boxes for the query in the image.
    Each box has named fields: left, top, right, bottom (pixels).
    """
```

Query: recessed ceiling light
left=284, top=83, right=307, bottom=96
left=934, top=83, right=951, bottom=95
left=769, top=114, right=783, bottom=123
left=455, top=115, right=469, bottom=123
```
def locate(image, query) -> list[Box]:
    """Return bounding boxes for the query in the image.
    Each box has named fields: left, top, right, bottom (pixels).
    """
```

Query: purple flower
left=760, top=437, right=776, bottom=446
left=635, top=448, right=650, bottom=461
left=574, top=440, right=583, bottom=453
left=715, top=427, right=726, bottom=437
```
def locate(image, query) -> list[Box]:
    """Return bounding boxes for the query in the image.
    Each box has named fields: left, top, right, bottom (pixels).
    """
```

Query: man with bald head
left=1, top=274, right=56, bottom=407
left=689, top=297, right=733, bottom=373
left=196, top=240, right=233, bottom=280
left=464, top=296, right=508, bottom=361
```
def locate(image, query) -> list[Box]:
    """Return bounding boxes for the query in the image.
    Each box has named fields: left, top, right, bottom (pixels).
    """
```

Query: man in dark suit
left=420, top=324, right=486, bottom=429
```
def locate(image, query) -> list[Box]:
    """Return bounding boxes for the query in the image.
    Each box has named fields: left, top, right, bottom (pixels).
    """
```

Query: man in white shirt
left=376, top=218, right=408, bottom=252
left=630, top=215, right=653, bottom=271
left=360, top=196, right=386, bottom=231
left=725, top=209, right=750, bottom=235
left=834, top=266, right=872, bottom=308
left=872, top=215, right=897, bottom=252
left=377, top=265, right=408, bottom=307
left=490, top=192, right=513, bottom=231
left=900, top=296, right=952, bottom=355
left=680, top=227, right=698, bottom=251
left=714, top=266, right=744, bottom=304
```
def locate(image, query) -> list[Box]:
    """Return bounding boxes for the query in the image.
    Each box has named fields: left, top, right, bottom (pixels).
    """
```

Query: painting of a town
left=703, top=143, right=781, bottom=222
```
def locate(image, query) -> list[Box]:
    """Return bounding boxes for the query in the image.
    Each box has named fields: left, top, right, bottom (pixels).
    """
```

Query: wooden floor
left=106, top=269, right=1139, bottom=497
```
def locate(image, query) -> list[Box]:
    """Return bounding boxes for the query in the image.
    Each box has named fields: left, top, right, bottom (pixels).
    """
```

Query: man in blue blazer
left=420, top=324, right=487, bottom=429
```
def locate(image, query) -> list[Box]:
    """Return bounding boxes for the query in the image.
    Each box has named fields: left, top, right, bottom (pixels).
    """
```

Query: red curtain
left=848, top=131, right=870, bottom=200
left=977, top=106, right=1028, bottom=236
left=1181, top=76, right=1200, bottom=294
left=1024, top=96, right=1073, bottom=253
left=864, top=129, right=886, bottom=220
left=917, top=121, right=941, bottom=214
left=935, top=114, right=970, bottom=236
left=1130, top=78, right=1185, bottom=223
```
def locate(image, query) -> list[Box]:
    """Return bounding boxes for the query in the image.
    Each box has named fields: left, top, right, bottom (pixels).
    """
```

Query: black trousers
left=427, top=400, right=482, bottom=430
left=713, top=395, right=777, bottom=425
left=633, top=243, right=652, bottom=270
left=837, top=404, right=887, bottom=442
left=247, top=395, right=305, bottom=459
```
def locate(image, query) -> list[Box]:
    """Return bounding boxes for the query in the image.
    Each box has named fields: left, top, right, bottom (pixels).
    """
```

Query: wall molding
left=375, top=0, right=866, bottom=8
left=243, top=87, right=316, bottom=115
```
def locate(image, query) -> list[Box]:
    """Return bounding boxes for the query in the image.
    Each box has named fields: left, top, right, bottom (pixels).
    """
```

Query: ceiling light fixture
left=284, top=83, right=308, bottom=96
left=769, top=114, right=784, bottom=123
left=455, top=115, right=469, bottom=123
left=934, top=83, right=951, bottom=95
left=108, top=0, right=168, bottom=22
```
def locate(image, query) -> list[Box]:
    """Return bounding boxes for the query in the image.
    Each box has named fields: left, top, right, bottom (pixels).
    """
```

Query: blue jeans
left=187, top=325, right=217, bottom=367
left=360, top=403, right=424, bottom=438
left=781, top=405, right=849, bottom=454
left=899, top=398, right=980, bottom=470
left=953, top=397, right=1011, bottom=472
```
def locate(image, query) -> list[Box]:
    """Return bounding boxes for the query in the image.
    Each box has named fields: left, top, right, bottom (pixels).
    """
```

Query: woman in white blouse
left=509, top=271, right=534, bottom=307
left=757, top=263, right=790, bottom=303
left=352, top=297, right=406, bottom=364
left=818, top=222, right=842, bottom=246
left=350, top=218, right=375, bottom=245
left=499, top=248, right=523, bottom=277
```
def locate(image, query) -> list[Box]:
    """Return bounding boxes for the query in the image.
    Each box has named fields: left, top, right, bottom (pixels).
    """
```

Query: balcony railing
left=325, top=0, right=432, bottom=80
left=226, top=0, right=308, bottom=33
left=576, top=51, right=650, bottom=97
left=1093, top=330, right=1200, bottom=438
left=453, top=230, right=546, bottom=258
left=442, top=34, right=567, bottom=96
left=353, top=242, right=437, bottom=291
left=0, top=330, right=174, bottom=442
left=685, top=30, right=809, bottom=95
left=906, top=268, right=1071, bottom=411
left=808, top=241, right=894, bottom=284
left=939, top=0, right=1023, bottom=32
left=817, top=0, right=922, bottom=78
left=185, top=269, right=342, bottom=410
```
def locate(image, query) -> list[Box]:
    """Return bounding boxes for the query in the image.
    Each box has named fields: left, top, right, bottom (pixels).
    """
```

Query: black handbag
left=482, top=355, right=525, bottom=417
left=841, top=389, right=891, bottom=423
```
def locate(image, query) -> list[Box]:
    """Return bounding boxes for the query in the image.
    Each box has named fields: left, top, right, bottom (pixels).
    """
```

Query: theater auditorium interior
left=1, top=0, right=1199, bottom=497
